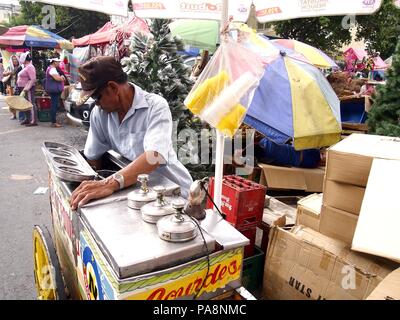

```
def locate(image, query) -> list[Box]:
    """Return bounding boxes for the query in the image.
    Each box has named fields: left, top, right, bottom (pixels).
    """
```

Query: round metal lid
left=127, top=189, right=157, bottom=202
left=141, top=186, right=174, bottom=223
left=157, top=214, right=197, bottom=234
left=156, top=199, right=198, bottom=242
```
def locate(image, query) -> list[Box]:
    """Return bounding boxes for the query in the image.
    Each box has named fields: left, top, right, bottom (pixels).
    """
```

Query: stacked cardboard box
left=319, top=134, right=400, bottom=244
left=262, top=226, right=399, bottom=300
left=258, top=163, right=325, bottom=192
left=367, top=268, right=400, bottom=300
left=262, top=134, right=400, bottom=300
left=296, top=193, right=323, bottom=231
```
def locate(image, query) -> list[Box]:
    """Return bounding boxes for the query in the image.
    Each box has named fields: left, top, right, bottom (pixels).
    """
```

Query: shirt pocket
left=125, top=130, right=146, bottom=159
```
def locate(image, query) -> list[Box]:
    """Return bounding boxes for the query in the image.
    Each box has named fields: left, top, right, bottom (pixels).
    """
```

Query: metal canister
left=127, top=174, right=157, bottom=209
left=157, top=199, right=198, bottom=242
left=141, top=186, right=175, bottom=223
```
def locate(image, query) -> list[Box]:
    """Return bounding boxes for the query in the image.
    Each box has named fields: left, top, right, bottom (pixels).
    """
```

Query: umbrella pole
left=213, top=0, right=229, bottom=213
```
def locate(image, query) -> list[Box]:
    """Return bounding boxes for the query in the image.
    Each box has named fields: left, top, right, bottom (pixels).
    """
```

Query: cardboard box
left=263, top=197, right=297, bottom=226
left=258, top=163, right=325, bottom=192
left=319, top=205, right=358, bottom=244
left=326, top=134, right=400, bottom=187
left=352, top=159, right=400, bottom=263
left=262, top=226, right=398, bottom=300
left=323, top=180, right=365, bottom=215
left=367, top=268, right=400, bottom=300
left=296, top=193, right=322, bottom=231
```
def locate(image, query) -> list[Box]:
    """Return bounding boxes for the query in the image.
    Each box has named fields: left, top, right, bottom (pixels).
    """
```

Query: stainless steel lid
left=157, top=199, right=198, bottom=242
left=127, top=174, right=157, bottom=209
left=141, top=186, right=175, bottom=223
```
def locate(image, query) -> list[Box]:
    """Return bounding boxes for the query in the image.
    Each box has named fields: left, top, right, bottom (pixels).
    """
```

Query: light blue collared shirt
left=84, top=83, right=193, bottom=198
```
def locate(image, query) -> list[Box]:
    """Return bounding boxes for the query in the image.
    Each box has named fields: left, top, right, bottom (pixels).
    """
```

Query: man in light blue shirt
left=70, top=56, right=193, bottom=209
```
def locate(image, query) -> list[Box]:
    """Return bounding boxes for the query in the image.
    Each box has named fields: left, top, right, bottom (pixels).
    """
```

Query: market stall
left=0, top=25, right=74, bottom=120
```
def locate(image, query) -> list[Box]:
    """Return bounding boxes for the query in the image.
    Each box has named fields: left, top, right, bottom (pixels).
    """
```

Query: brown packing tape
left=319, top=252, right=332, bottom=271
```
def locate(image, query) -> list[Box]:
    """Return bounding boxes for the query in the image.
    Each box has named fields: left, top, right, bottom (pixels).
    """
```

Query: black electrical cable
left=183, top=178, right=226, bottom=300
left=186, top=213, right=210, bottom=300
left=200, top=180, right=225, bottom=219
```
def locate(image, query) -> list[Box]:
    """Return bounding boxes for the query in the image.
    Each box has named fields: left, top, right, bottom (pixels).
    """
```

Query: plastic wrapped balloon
left=184, top=38, right=264, bottom=137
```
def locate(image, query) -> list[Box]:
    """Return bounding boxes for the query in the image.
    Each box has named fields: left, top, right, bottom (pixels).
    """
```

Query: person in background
left=0, top=57, right=4, bottom=95
left=3, top=54, right=21, bottom=119
left=17, top=52, right=37, bottom=126
left=255, top=137, right=322, bottom=169
left=45, top=57, right=65, bottom=128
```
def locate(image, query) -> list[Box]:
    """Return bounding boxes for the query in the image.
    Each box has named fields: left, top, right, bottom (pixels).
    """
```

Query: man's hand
left=19, top=90, right=26, bottom=97
left=70, top=179, right=118, bottom=210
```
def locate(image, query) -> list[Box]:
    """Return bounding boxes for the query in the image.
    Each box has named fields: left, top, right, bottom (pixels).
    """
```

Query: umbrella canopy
left=0, top=25, right=73, bottom=50
left=344, top=48, right=388, bottom=71
left=272, top=39, right=338, bottom=69
left=169, top=19, right=219, bottom=53
left=73, top=17, right=149, bottom=47
left=72, top=22, right=115, bottom=47
left=242, top=33, right=341, bottom=150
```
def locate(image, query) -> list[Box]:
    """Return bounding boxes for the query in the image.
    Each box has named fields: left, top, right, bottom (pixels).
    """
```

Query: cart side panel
left=49, top=174, right=81, bottom=299
left=78, top=228, right=244, bottom=300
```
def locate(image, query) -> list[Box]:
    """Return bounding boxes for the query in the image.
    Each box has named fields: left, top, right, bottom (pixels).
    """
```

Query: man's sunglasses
left=91, top=84, right=108, bottom=103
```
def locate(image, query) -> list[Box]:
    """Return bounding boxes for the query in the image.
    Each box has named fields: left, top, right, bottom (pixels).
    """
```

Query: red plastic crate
left=35, top=96, right=51, bottom=110
left=238, top=226, right=256, bottom=258
left=206, top=175, right=266, bottom=228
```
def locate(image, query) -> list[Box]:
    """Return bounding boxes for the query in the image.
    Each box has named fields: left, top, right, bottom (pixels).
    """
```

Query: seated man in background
left=255, top=137, right=322, bottom=169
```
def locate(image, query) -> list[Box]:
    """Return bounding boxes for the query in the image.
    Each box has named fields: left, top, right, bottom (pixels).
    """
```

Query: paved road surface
left=0, top=96, right=86, bottom=299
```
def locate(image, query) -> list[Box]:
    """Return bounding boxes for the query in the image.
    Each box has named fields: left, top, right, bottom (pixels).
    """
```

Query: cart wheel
left=33, top=225, right=66, bottom=300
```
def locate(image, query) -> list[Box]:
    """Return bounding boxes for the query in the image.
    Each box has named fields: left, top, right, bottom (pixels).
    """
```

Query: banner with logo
left=254, top=0, right=383, bottom=23
left=131, top=0, right=251, bottom=21
left=131, top=0, right=383, bottom=22
left=27, top=0, right=129, bottom=17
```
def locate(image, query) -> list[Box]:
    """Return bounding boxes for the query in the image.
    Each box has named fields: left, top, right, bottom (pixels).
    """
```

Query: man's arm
left=70, top=151, right=162, bottom=210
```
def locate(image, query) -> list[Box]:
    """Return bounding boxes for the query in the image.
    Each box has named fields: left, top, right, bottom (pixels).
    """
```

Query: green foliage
left=367, top=38, right=400, bottom=137
left=122, top=19, right=194, bottom=127
left=122, top=19, right=214, bottom=179
left=271, top=16, right=353, bottom=54
left=355, top=0, right=400, bottom=59
left=9, top=1, right=109, bottom=40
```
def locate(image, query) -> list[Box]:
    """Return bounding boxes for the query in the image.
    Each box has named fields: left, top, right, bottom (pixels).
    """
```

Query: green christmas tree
left=121, top=19, right=214, bottom=180
left=121, top=19, right=193, bottom=129
left=367, top=38, right=400, bottom=137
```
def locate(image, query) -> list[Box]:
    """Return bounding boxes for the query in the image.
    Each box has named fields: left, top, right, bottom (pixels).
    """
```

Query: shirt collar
left=119, top=83, right=149, bottom=124
left=130, top=83, right=149, bottom=110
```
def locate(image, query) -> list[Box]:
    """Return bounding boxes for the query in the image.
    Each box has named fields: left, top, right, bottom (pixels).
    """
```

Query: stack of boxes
left=319, top=133, right=400, bottom=245
left=262, top=133, right=400, bottom=300
left=36, top=96, right=52, bottom=122
left=206, top=175, right=266, bottom=258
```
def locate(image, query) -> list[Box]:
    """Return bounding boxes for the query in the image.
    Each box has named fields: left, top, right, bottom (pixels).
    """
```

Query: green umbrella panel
left=169, top=19, right=219, bottom=53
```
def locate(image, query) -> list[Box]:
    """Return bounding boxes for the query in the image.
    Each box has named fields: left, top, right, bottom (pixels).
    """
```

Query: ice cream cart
left=33, top=142, right=250, bottom=300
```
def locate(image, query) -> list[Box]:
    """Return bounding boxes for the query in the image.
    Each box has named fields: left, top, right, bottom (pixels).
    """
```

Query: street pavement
left=0, top=95, right=87, bottom=299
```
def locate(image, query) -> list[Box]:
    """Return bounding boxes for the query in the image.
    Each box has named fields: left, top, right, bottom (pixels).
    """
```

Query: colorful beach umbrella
left=242, top=33, right=341, bottom=150
left=0, top=25, right=73, bottom=50
left=272, top=39, right=338, bottom=69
